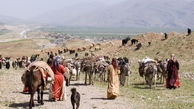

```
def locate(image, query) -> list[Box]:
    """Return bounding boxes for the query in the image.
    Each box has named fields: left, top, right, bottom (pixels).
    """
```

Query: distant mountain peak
left=29, top=0, right=194, bottom=28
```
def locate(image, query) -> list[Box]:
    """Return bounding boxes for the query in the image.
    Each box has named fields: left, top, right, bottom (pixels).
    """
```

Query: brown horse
left=22, top=66, right=45, bottom=109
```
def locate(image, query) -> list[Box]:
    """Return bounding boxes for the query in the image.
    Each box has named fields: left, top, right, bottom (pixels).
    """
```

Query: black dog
left=71, top=88, right=80, bottom=109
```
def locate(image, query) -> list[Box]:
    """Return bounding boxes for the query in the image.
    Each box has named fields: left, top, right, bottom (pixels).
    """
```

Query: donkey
left=73, top=60, right=81, bottom=81
left=144, top=64, right=158, bottom=88
left=157, top=60, right=168, bottom=83
left=22, top=66, right=45, bottom=109
left=81, top=59, right=95, bottom=85
left=138, top=61, right=158, bottom=88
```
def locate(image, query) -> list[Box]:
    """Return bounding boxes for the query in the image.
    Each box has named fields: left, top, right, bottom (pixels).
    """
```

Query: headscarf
left=171, top=54, right=176, bottom=62
left=53, top=56, right=62, bottom=67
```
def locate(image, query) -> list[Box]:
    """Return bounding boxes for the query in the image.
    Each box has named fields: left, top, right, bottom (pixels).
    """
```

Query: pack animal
left=157, top=60, right=168, bottom=83
left=81, top=59, right=94, bottom=85
left=22, top=62, right=54, bottom=109
left=138, top=60, right=158, bottom=88
left=22, top=66, right=45, bottom=109
left=118, top=57, right=131, bottom=86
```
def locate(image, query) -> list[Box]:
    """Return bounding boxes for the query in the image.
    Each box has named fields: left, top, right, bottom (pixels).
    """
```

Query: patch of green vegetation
left=0, top=29, right=11, bottom=35
left=0, top=39, right=32, bottom=43
left=34, top=26, right=185, bottom=40
left=181, top=64, right=194, bottom=72
left=32, top=37, right=50, bottom=40
left=92, top=72, right=194, bottom=109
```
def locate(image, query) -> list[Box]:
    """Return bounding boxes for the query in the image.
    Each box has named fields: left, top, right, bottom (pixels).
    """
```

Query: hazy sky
left=0, top=0, right=126, bottom=19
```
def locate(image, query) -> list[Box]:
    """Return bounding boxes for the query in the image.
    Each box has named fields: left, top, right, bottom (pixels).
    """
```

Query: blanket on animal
left=28, top=61, right=54, bottom=80
left=141, top=57, right=156, bottom=64
left=21, top=61, right=55, bottom=92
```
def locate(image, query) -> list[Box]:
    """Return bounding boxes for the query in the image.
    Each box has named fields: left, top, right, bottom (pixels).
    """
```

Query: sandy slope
left=0, top=69, right=132, bottom=109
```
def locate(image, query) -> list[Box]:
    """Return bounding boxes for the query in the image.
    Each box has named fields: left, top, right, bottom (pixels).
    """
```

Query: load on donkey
left=21, top=61, right=54, bottom=109
left=138, top=58, right=158, bottom=88
left=138, top=57, right=168, bottom=88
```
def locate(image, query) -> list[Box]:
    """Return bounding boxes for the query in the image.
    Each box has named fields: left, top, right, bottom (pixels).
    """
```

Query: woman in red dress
left=50, top=56, right=66, bottom=101
left=166, top=54, right=180, bottom=89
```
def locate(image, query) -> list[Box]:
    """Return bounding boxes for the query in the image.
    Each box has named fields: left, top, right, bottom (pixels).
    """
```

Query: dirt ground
left=0, top=69, right=132, bottom=109
left=1, top=32, right=194, bottom=109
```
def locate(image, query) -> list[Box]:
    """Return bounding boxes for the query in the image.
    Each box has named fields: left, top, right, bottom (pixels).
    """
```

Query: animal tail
left=28, top=66, right=35, bottom=93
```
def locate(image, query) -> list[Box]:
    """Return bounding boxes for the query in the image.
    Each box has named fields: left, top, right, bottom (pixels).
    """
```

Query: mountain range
left=1, top=0, right=194, bottom=28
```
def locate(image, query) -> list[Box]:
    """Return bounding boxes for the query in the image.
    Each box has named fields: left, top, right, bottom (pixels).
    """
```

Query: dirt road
left=0, top=69, right=131, bottom=109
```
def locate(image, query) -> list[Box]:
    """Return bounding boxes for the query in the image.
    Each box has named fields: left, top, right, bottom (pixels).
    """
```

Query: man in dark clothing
left=187, top=28, right=192, bottom=36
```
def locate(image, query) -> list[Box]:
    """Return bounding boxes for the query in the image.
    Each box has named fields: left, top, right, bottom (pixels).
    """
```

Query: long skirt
left=51, top=74, right=64, bottom=100
left=107, top=76, right=119, bottom=99
left=166, top=71, right=180, bottom=88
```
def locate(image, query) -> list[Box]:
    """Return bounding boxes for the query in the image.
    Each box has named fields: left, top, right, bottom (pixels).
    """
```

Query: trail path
left=0, top=69, right=132, bottom=109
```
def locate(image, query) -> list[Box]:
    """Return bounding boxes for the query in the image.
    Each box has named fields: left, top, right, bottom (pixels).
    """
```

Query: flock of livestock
left=0, top=28, right=192, bottom=109
left=0, top=49, right=168, bottom=89
left=0, top=28, right=192, bottom=87
left=0, top=51, right=131, bottom=87
left=0, top=54, right=39, bottom=70
left=46, top=52, right=131, bottom=86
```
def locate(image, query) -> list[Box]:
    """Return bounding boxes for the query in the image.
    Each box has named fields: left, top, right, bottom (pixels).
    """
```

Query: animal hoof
left=41, top=102, right=44, bottom=105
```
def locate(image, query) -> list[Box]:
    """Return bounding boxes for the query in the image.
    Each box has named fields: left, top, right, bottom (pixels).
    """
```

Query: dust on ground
left=0, top=69, right=132, bottom=109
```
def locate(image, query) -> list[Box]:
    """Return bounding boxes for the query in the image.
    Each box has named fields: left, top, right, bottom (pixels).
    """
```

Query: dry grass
left=63, top=39, right=93, bottom=49
left=0, top=39, right=39, bottom=58
left=1, top=31, right=194, bottom=109
left=93, top=32, right=194, bottom=109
